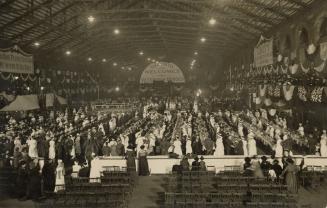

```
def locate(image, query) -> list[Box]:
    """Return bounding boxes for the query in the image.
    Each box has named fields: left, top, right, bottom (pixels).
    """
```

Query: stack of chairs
left=101, top=166, right=136, bottom=187
left=164, top=166, right=298, bottom=208
left=166, top=172, right=179, bottom=192
left=49, top=166, right=134, bottom=208
left=215, top=176, right=288, bottom=194
left=216, top=166, right=243, bottom=177
left=164, top=192, right=297, bottom=208
left=167, top=171, right=215, bottom=193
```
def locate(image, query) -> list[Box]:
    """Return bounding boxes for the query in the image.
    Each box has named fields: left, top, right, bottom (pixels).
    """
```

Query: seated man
left=191, top=156, right=200, bottom=171
left=243, top=157, right=253, bottom=177
left=180, top=156, right=190, bottom=172
left=199, top=156, right=206, bottom=171
left=260, top=156, right=271, bottom=177
left=271, top=159, right=282, bottom=182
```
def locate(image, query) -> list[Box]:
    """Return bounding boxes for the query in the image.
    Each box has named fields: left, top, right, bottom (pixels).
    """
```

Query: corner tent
left=140, top=62, right=185, bottom=84
left=55, top=94, right=68, bottom=105
left=0, top=94, right=39, bottom=111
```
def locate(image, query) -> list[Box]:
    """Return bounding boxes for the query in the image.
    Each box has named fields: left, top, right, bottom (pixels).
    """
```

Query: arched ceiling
left=0, top=0, right=318, bottom=71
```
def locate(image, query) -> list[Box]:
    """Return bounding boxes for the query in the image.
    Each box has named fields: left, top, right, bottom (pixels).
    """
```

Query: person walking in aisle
left=138, top=145, right=150, bottom=176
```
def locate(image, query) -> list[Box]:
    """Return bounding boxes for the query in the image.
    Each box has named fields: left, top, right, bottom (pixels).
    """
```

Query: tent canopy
left=0, top=94, right=39, bottom=111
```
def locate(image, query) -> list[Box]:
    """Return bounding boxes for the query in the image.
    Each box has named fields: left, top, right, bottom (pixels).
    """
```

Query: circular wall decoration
left=140, top=62, right=185, bottom=84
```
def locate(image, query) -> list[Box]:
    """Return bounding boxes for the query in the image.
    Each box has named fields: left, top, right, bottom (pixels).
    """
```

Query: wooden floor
left=297, top=185, right=327, bottom=208
left=0, top=175, right=327, bottom=208
left=128, top=175, right=165, bottom=208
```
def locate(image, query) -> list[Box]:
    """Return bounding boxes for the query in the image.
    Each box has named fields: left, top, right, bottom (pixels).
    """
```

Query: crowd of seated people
left=0, top=104, right=137, bottom=200
left=241, top=155, right=304, bottom=193
left=0, top=95, right=327, bottom=202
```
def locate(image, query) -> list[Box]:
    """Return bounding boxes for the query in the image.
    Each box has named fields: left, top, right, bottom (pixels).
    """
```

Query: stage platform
left=90, top=155, right=327, bottom=178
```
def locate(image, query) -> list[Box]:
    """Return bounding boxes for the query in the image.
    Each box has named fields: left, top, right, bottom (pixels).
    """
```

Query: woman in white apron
left=214, top=134, right=224, bottom=156
left=247, top=136, right=257, bottom=157
left=242, top=137, right=248, bottom=156
left=27, top=137, right=38, bottom=158
left=275, top=136, right=284, bottom=157
left=173, top=139, right=183, bottom=156
left=186, top=138, right=192, bottom=155
left=49, top=138, right=56, bottom=160
left=54, top=160, right=65, bottom=192
left=320, top=130, right=327, bottom=157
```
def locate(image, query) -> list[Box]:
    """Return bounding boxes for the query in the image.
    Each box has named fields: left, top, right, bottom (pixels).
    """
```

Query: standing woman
left=138, top=145, right=150, bottom=176
left=192, top=136, right=203, bottom=155
left=26, top=159, right=41, bottom=201
left=186, top=138, right=193, bottom=156
left=54, top=160, right=65, bottom=192
left=275, top=135, right=284, bottom=157
left=125, top=144, right=136, bottom=173
left=214, top=134, right=225, bottom=156
left=320, top=130, right=327, bottom=157
left=280, top=158, right=299, bottom=193
left=48, top=138, right=56, bottom=160
left=27, top=136, right=38, bottom=158
left=247, top=136, right=257, bottom=157
left=241, top=137, right=248, bottom=156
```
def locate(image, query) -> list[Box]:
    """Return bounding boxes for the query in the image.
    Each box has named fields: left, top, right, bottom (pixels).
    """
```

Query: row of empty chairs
left=164, top=193, right=297, bottom=208
left=215, top=176, right=278, bottom=184
left=165, top=193, right=297, bottom=203
left=164, top=168, right=299, bottom=208
left=215, top=184, right=288, bottom=193
left=166, top=201, right=298, bottom=208
left=168, top=171, right=285, bottom=193
left=48, top=166, right=135, bottom=208
left=300, top=168, right=327, bottom=189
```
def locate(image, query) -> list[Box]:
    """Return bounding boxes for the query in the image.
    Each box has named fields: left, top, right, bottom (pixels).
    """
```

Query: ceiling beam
left=42, top=0, right=139, bottom=56
left=246, top=0, right=289, bottom=19
left=0, top=0, right=54, bottom=31
left=36, top=24, right=83, bottom=50
left=225, top=5, right=276, bottom=26
left=89, top=8, right=269, bottom=20
left=10, top=1, right=78, bottom=41
left=205, top=6, right=264, bottom=35
left=285, top=0, right=308, bottom=8
left=22, top=13, right=79, bottom=47
left=99, top=17, right=199, bottom=24
left=0, top=0, right=18, bottom=10
left=23, top=0, right=120, bottom=52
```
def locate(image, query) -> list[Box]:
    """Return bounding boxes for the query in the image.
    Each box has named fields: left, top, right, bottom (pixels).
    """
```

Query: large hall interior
left=0, top=0, right=327, bottom=207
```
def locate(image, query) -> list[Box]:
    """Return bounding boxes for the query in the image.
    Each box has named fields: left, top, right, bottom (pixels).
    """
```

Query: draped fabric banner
left=0, top=94, right=39, bottom=111
left=56, top=95, right=68, bottom=105
left=254, top=36, right=273, bottom=68
left=46, top=93, right=55, bottom=107
left=0, top=45, right=34, bottom=74
left=320, top=42, right=327, bottom=61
